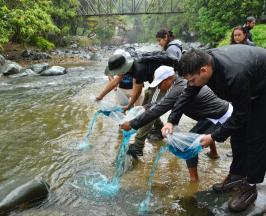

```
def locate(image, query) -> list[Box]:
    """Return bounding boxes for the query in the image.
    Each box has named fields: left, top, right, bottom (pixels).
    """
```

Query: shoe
left=228, top=180, right=257, bottom=212
left=126, top=143, right=143, bottom=159
left=213, top=174, right=246, bottom=193
left=147, top=133, right=164, bottom=141
left=147, top=129, right=163, bottom=141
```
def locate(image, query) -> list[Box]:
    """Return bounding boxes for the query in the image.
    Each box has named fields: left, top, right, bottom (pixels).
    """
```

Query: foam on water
left=72, top=129, right=136, bottom=197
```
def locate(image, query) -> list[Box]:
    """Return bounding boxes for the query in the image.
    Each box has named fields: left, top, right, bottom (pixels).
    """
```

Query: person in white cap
left=121, top=66, right=233, bottom=182
left=121, top=65, right=176, bottom=158
left=96, top=49, right=144, bottom=106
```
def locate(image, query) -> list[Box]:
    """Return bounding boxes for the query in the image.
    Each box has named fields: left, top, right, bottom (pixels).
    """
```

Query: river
left=0, top=45, right=235, bottom=216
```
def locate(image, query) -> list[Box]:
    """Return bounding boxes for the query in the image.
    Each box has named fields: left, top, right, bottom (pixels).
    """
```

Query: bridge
left=78, top=0, right=183, bottom=16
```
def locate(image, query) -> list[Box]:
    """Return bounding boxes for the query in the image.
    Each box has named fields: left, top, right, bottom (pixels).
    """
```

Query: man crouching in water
left=120, top=65, right=232, bottom=182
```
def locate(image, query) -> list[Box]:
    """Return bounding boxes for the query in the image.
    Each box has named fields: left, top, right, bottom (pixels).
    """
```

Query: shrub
left=34, top=36, right=55, bottom=51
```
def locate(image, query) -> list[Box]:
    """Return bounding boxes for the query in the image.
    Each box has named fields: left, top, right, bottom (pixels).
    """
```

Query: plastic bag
left=115, top=88, right=129, bottom=106
left=109, top=106, right=145, bottom=125
left=97, top=100, right=122, bottom=116
left=166, top=132, right=203, bottom=160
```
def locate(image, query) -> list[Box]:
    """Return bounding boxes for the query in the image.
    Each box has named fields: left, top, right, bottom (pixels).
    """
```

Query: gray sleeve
left=166, top=45, right=182, bottom=61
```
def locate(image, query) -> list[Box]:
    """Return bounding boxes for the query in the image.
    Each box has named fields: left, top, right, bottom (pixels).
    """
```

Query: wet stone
left=40, top=66, right=66, bottom=76
left=30, top=63, right=49, bottom=74
left=0, top=61, right=22, bottom=76
left=9, top=69, right=36, bottom=78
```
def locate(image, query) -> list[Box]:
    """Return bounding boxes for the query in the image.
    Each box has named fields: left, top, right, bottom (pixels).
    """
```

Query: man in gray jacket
left=121, top=68, right=232, bottom=182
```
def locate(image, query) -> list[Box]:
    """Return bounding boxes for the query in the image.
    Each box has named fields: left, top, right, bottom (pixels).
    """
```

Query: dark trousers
left=186, top=119, right=221, bottom=168
left=230, top=94, right=266, bottom=183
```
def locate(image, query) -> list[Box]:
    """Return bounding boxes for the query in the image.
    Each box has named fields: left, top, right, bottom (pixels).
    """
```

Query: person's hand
left=95, top=95, right=103, bottom=101
left=161, top=122, right=174, bottom=136
left=200, top=134, right=214, bottom=148
left=122, top=104, right=132, bottom=112
left=120, top=121, right=132, bottom=131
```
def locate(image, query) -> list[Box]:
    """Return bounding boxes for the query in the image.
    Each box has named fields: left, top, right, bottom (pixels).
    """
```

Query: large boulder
left=0, top=178, right=50, bottom=215
left=0, top=61, right=22, bottom=76
left=30, top=63, right=49, bottom=74
left=40, top=66, right=66, bottom=76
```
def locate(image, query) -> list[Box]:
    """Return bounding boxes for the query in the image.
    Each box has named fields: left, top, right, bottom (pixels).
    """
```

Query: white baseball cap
left=149, top=66, right=175, bottom=88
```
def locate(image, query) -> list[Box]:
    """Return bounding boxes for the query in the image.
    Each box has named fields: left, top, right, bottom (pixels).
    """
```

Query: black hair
left=246, top=16, right=256, bottom=23
left=156, top=29, right=175, bottom=41
left=177, top=48, right=211, bottom=77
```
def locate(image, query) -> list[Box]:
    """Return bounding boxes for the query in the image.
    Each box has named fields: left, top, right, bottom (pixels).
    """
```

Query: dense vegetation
left=0, top=0, right=265, bottom=50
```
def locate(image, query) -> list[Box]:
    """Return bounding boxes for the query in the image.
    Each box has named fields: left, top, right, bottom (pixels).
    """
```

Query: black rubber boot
left=212, top=174, right=246, bottom=193
left=126, top=143, right=144, bottom=159
left=228, top=180, right=257, bottom=212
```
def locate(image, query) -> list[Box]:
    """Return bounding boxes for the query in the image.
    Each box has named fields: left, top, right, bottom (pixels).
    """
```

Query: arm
left=167, top=85, right=202, bottom=124
left=166, top=45, right=182, bottom=61
left=96, top=75, right=123, bottom=100
left=108, top=75, right=118, bottom=90
left=124, top=79, right=143, bottom=110
left=129, top=82, right=184, bottom=129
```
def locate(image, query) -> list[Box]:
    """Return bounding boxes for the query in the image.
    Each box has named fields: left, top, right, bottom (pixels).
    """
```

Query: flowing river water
left=0, top=46, right=236, bottom=216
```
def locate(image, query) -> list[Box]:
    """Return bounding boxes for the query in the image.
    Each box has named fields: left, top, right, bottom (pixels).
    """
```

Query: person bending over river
left=120, top=66, right=232, bottom=182
left=162, top=45, right=266, bottom=212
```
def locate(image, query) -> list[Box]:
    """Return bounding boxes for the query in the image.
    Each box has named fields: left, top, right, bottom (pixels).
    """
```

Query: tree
left=183, top=0, right=264, bottom=44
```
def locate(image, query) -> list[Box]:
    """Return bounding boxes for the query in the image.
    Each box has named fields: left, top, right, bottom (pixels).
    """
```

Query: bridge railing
left=78, top=0, right=183, bottom=16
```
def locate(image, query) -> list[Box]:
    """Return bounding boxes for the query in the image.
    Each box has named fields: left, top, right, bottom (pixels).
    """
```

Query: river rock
left=30, top=63, right=49, bottom=74
left=90, top=52, right=102, bottom=61
left=40, top=66, right=66, bottom=76
left=0, top=61, right=22, bottom=76
left=21, top=50, right=51, bottom=60
left=0, top=55, right=5, bottom=65
left=9, top=69, right=36, bottom=78
left=0, top=178, right=50, bottom=216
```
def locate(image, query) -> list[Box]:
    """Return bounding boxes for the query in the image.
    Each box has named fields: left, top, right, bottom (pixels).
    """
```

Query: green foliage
left=34, top=36, right=55, bottom=51
left=218, top=24, right=266, bottom=48
left=183, top=0, right=264, bottom=44
left=0, top=6, right=13, bottom=49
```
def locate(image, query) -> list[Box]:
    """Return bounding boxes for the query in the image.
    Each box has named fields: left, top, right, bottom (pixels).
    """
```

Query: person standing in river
left=120, top=66, right=232, bottom=182
left=161, top=45, right=266, bottom=212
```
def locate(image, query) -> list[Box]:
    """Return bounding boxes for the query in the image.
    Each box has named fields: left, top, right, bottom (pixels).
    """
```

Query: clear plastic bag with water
left=96, top=100, right=123, bottom=116
left=166, top=132, right=203, bottom=160
left=115, top=88, right=129, bottom=106
left=109, top=106, right=145, bottom=125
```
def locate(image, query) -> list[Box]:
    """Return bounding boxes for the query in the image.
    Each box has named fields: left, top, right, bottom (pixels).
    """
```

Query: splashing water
left=78, top=111, right=101, bottom=150
left=138, top=145, right=169, bottom=215
left=77, top=107, right=123, bottom=150
left=73, top=129, right=136, bottom=197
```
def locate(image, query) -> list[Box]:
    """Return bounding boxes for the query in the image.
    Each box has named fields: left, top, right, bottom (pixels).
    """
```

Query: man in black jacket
left=162, top=45, right=266, bottom=212
left=121, top=75, right=232, bottom=182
